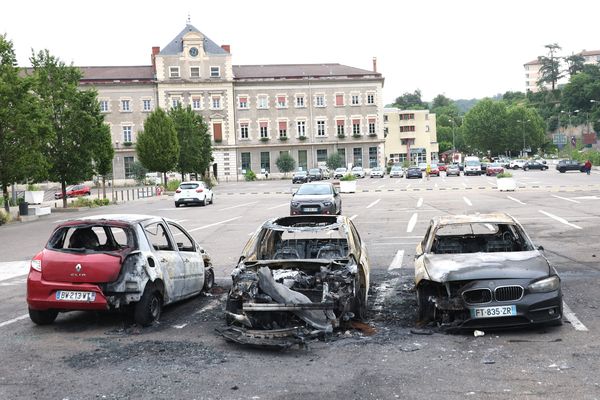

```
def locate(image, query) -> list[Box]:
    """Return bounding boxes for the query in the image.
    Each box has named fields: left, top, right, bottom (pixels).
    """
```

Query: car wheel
left=202, top=196, right=208, bottom=206
left=134, top=283, right=162, bottom=327
left=28, top=308, right=58, bottom=325
left=175, top=202, right=180, bottom=208
left=523, top=167, right=528, bottom=171
left=353, top=278, right=368, bottom=321
left=513, top=166, right=518, bottom=170
left=210, top=194, right=214, bottom=204
left=203, top=268, right=214, bottom=292
left=559, top=169, right=566, bottom=173
left=416, top=285, right=436, bottom=323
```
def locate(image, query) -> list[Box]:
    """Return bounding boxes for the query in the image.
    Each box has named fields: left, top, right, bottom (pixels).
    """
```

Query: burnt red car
left=26, top=214, right=214, bottom=326
left=486, top=163, right=505, bottom=176
left=54, top=184, right=91, bottom=200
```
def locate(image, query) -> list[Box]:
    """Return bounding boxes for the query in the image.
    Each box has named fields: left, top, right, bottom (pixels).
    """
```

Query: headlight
left=528, top=275, right=560, bottom=293
left=323, top=201, right=332, bottom=206
left=291, top=202, right=299, bottom=207
left=31, top=259, right=42, bottom=272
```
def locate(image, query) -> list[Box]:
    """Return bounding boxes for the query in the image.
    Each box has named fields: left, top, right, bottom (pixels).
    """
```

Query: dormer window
left=210, top=66, right=220, bottom=78
left=190, top=67, right=200, bottom=78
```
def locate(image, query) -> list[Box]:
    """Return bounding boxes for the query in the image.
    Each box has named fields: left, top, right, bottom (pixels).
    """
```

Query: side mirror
left=537, top=245, right=544, bottom=251
left=291, top=188, right=298, bottom=195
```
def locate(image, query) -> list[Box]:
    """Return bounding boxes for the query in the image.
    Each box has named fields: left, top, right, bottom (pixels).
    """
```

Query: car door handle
left=160, top=258, right=167, bottom=263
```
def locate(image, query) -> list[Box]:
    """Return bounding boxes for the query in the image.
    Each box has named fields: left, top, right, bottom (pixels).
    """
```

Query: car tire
left=559, top=169, right=566, bottom=173
left=203, top=268, right=214, bottom=292
left=210, top=194, right=214, bottom=204
left=416, top=285, right=435, bottom=323
left=524, top=167, right=528, bottom=171
left=175, top=202, right=180, bottom=208
left=28, top=308, right=58, bottom=325
left=202, top=196, right=208, bottom=206
left=134, top=283, right=162, bottom=327
left=353, top=278, right=368, bottom=321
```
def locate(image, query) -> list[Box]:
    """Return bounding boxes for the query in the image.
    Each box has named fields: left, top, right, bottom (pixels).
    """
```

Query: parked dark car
left=414, top=213, right=562, bottom=329
left=26, top=214, right=214, bottom=326
left=290, top=182, right=341, bottom=215
left=523, top=161, right=548, bottom=171
left=556, top=160, right=585, bottom=173
left=406, top=166, right=423, bottom=179
left=54, top=184, right=91, bottom=200
left=220, top=215, right=370, bottom=348
left=307, top=168, right=323, bottom=181
left=292, top=170, right=309, bottom=184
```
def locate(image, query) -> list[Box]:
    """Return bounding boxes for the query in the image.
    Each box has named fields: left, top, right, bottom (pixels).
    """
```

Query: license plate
left=55, top=291, right=96, bottom=302
left=303, top=207, right=319, bottom=212
left=470, top=305, right=516, bottom=318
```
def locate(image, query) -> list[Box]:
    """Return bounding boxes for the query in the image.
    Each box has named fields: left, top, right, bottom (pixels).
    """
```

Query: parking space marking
left=462, top=182, right=468, bottom=187
left=417, top=198, right=423, bottom=208
left=187, top=216, right=242, bottom=233
left=406, top=183, right=412, bottom=189
left=507, top=196, right=526, bottom=205
left=0, top=314, right=29, bottom=329
left=407, top=213, right=418, bottom=233
left=551, top=194, right=580, bottom=204
left=562, top=301, right=589, bottom=331
left=377, top=184, right=385, bottom=189
left=372, top=277, right=402, bottom=312
left=0, top=261, right=29, bottom=282
left=463, top=196, right=472, bottom=206
left=539, top=210, right=582, bottom=230
left=194, top=294, right=226, bottom=315
left=268, top=202, right=289, bottom=210
left=388, top=250, right=405, bottom=271
left=366, top=199, right=381, bottom=209
left=218, top=201, right=258, bottom=211
left=350, top=214, right=358, bottom=220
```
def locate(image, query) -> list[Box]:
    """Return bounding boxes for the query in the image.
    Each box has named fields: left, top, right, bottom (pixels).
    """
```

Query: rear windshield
left=180, top=183, right=200, bottom=190
left=47, top=224, right=135, bottom=252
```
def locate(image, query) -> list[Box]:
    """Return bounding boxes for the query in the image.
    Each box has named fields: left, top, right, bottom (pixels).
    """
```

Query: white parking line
left=407, top=213, right=418, bottom=233
left=388, top=250, right=405, bottom=271
left=350, top=214, right=358, bottom=220
left=462, top=182, right=468, bottom=187
left=507, top=196, right=526, bottom=205
left=406, top=183, right=412, bottom=189
left=551, top=194, right=580, bottom=204
left=562, top=301, right=588, bottom=331
left=463, top=196, right=472, bottom=206
left=268, top=203, right=289, bottom=210
left=0, top=261, right=29, bottom=282
left=538, top=210, right=582, bottom=230
left=372, top=277, right=402, bottom=312
left=377, top=184, right=386, bottom=189
left=417, top=198, right=423, bottom=208
left=187, top=216, right=242, bottom=232
left=0, top=314, right=29, bottom=329
left=194, top=295, right=226, bottom=315
left=218, top=201, right=258, bottom=211
left=366, top=199, right=381, bottom=209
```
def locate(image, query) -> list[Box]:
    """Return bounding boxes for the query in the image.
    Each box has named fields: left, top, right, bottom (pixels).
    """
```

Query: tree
left=169, top=105, right=212, bottom=180
left=91, top=118, right=113, bottom=199
left=276, top=152, right=295, bottom=176
left=131, top=161, right=148, bottom=185
left=538, top=43, right=563, bottom=91
left=136, top=108, right=179, bottom=185
left=31, top=50, right=109, bottom=208
left=0, top=35, right=47, bottom=212
left=326, top=152, right=344, bottom=170
left=430, top=94, right=451, bottom=110
left=391, top=90, right=426, bottom=110
left=564, top=54, right=585, bottom=78
left=463, top=99, right=510, bottom=156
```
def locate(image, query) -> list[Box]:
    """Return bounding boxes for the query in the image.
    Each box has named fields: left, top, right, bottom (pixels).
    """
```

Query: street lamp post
left=516, top=119, right=530, bottom=157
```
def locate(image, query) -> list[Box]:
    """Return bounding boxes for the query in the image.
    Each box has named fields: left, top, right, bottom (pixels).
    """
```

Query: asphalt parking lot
left=1, top=170, right=599, bottom=399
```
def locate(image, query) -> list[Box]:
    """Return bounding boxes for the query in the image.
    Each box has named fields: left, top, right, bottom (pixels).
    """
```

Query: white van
left=464, top=156, right=482, bottom=176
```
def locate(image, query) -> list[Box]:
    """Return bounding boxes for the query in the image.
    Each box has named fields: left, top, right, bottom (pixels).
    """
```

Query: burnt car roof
left=431, top=213, right=518, bottom=227
left=263, top=215, right=345, bottom=231
left=59, top=214, right=172, bottom=227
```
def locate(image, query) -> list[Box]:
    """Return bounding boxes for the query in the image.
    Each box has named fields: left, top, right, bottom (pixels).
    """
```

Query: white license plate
left=470, top=305, right=516, bottom=319
left=55, top=291, right=96, bottom=302
left=303, top=207, right=319, bottom=212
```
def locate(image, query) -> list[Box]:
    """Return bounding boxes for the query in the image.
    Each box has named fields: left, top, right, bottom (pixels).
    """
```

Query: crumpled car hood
left=423, top=250, right=550, bottom=283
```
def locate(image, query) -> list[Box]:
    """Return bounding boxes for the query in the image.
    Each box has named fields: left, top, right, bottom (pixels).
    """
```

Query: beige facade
left=524, top=59, right=544, bottom=93
left=383, top=108, right=438, bottom=165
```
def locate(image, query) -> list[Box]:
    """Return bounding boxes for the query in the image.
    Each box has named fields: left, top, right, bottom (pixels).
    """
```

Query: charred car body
left=27, top=214, right=214, bottom=327
left=414, top=213, right=562, bottom=329
left=221, top=215, right=370, bottom=347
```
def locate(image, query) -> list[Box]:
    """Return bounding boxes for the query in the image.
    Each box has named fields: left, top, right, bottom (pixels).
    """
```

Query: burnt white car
left=220, top=215, right=370, bottom=348
left=414, top=213, right=562, bottom=329
left=27, top=214, right=214, bottom=326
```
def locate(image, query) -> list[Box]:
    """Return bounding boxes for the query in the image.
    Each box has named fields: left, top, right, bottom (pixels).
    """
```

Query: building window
left=240, top=123, right=249, bottom=139
left=258, top=95, right=268, bottom=109
left=121, top=99, right=130, bottom=112
left=353, top=148, right=363, bottom=167
left=192, top=97, right=201, bottom=110
left=351, top=94, right=360, bottom=105
left=317, top=149, right=328, bottom=163
left=317, top=120, right=326, bottom=136
left=297, top=120, right=306, bottom=137
left=315, top=94, right=325, bottom=107
left=122, top=126, right=132, bottom=143
left=260, top=152, right=270, bottom=172
left=190, top=67, right=200, bottom=78
left=425, top=125, right=430, bottom=132
left=169, top=67, right=180, bottom=78
left=241, top=152, right=251, bottom=170
left=336, top=120, right=345, bottom=136
left=278, top=121, right=287, bottom=138
left=335, top=94, right=344, bottom=107
left=100, top=100, right=109, bottom=112
left=400, top=113, right=415, bottom=120
left=366, top=93, right=375, bottom=105
left=383, top=115, right=388, bottom=122
left=259, top=121, right=269, bottom=138
left=368, top=118, right=376, bottom=135
left=369, top=147, right=378, bottom=168
left=400, top=125, right=416, bottom=132
left=213, top=122, right=223, bottom=142
left=142, top=99, right=152, bottom=112
left=171, top=98, right=180, bottom=109
left=352, top=119, right=361, bottom=135
left=298, top=150, right=308, bottom=170
left=338, top=148, right=346, bottom=163
left=211, top=96, right=221, bottom=109
left=124, top=156, right=135, bottom=179
left=295, top=95, right=305, bottom=108
left=210, top=66, right=220, bottom=77
left=276, top=95, right=287, bottom=108
left=238, top=96, right=248, bottom=109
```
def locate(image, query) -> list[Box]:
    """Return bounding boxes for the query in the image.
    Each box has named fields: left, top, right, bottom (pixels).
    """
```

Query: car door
left=167, top=222, right=204, bottom=296
left=144, top=221, right=186, bottom=302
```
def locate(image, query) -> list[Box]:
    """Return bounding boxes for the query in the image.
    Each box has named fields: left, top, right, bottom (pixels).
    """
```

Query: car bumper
left=174, top=196, right=205, bottom=205
left=290, top=204, right=337, bottom=215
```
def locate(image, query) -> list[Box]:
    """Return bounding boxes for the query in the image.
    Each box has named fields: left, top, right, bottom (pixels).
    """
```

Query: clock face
left=189, top=47, right=199, bottom=57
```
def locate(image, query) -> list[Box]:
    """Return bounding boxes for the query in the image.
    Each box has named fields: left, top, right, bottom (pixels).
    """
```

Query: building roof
left=78, top=66, right=154, bottom=81
left=578, top=49, right=600, bottom=56
left=160, top=24, right=228, bottom=56
left=524, top=59, right=541, bottom=66
left=233, top=63, right=380, bottom=80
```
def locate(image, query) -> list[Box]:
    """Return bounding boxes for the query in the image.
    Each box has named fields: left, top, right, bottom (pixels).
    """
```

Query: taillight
left=196, top=188, right=204, bottom=193
left=176, top=189, right=181, bottom=193
left=31, top=259, right=42, bottom=272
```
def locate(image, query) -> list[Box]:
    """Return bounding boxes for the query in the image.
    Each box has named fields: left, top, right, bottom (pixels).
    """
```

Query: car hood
left=293, top=194, right=334, bottom=201
left=422, top=250, right=550, bottom=282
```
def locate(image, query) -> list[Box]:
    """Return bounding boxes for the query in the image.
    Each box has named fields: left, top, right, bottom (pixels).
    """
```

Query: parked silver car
left=290, top=182, right=342, bottom=215
left=389, top=165, right=404, bottom=178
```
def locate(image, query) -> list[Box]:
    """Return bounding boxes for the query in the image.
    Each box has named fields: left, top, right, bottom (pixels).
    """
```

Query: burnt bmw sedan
left=414, top=213, right=562, bottom=329
left=220, top=215, right=370, bottom=348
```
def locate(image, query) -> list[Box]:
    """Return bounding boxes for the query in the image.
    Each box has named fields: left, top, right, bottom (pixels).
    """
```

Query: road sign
left=553, top=134, right=567, bottom=145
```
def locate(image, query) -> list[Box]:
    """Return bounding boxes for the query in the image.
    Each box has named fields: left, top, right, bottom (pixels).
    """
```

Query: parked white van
left=464, top=156, right=482, bottom=176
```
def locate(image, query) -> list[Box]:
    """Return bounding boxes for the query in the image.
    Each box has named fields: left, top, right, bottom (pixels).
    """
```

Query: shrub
left=244, top=170, right=257, bottom=181
left=0, top=210, right=9, bottom=225
left=496, top=172, right=513, bottom=178
left=340, top=173, right=357, bottom=181
left=92, top=198, right=110, bottom=206
left=167, top=180, right=181, bottom=191
left=26, top=183, right=41, bottom=191
left=72, top=197, right=94, bottom=208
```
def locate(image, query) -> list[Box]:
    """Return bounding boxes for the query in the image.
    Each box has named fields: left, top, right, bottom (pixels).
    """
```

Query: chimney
left=151, top=46, right=160, bottom=74
left=221, top=44, right=231, bottom=53
left=372, top=57, right=377, bottom=73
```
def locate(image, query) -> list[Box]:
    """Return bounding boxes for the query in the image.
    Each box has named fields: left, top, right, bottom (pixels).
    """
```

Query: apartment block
left=383, top=108, right=438, bottom=165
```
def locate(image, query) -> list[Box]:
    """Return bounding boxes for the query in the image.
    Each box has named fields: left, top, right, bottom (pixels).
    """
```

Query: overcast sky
left=2, top=0, right=599, bottom=104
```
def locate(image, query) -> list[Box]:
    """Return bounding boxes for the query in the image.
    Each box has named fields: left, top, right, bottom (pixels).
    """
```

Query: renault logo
left=75, top=264, right=82, bottom=272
